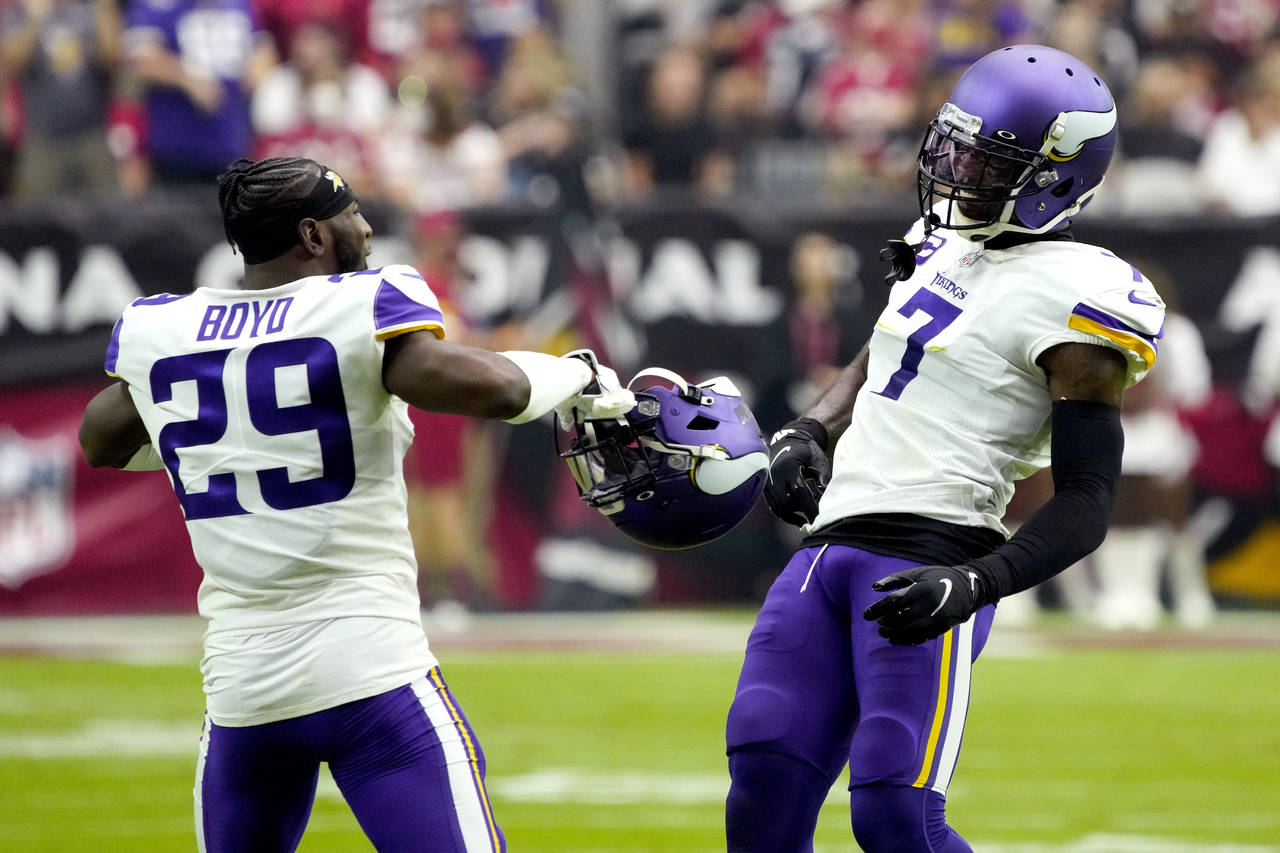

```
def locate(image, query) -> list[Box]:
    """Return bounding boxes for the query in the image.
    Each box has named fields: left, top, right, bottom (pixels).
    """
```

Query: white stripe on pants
left=410, top=674, right=499, bottom=852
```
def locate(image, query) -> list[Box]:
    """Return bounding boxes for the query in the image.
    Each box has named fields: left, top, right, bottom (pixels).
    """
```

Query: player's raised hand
left=761, top=418, right=831, bottom=527
left=862, top=564, right=991, bottom=645
left=556, top=350, right=636, bottom=424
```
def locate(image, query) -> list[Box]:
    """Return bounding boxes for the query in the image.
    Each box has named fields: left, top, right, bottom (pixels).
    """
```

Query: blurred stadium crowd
left=2, top=0, right=1279, bottom=624
left=6, top=0, right=1280, bottom=212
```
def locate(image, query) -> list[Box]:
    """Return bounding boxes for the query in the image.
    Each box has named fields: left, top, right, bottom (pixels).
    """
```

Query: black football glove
left=862, top=564, right=992, bottom=646
left=762, top=417, right=832, bottom=527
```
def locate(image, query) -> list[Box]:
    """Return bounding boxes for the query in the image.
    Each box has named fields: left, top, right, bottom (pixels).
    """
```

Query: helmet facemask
left=557, top=369, right=768, bottom=550
left=917, top=104, right=1061, bottom=241
left=560, top=400, right=669, bottom=515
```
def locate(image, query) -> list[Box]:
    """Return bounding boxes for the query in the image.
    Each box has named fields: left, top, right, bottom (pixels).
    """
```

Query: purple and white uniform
left=106, top=265, right=505, bottom=852
left=814, top=212, right=1163, bottom=538
left=727, top=214, right=1163, bottom=837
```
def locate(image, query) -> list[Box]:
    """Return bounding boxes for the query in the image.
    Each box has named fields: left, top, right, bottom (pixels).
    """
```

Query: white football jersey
left=810, top=220, right=1166, bottom=537
left=106, top=264, right=447, bottom=724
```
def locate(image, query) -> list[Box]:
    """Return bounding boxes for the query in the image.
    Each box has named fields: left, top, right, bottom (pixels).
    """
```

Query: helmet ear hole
left=1051, top=177, right=1075, bottom=198
left=686, top=414, right=719, bottom=430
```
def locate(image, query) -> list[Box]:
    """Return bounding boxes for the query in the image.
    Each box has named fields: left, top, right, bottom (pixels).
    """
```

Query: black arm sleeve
left=967, top=398, right=1123, bottom=602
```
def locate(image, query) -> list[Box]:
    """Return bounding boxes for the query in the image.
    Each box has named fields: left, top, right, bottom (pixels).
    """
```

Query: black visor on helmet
left=917, top=119, right=1051, bottom=230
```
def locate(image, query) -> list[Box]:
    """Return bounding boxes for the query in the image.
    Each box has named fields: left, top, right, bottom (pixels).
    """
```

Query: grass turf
left=1, top=629, right=1277, bottom=851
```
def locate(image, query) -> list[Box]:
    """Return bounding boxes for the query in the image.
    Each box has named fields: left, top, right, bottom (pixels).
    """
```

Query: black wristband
left=784, top=417, right=830, bottom=453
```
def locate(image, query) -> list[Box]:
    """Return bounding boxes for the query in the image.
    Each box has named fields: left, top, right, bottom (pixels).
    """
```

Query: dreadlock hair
left=216, top=157, right=325, bottom=264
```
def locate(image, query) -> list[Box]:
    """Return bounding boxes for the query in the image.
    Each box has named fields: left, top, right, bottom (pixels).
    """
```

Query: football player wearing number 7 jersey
left=726, top=46, right=1166, bottom=851
left=78, top=156, right=634, bottom=853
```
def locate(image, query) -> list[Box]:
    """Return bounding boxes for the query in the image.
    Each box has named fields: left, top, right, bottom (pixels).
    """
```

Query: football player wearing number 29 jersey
left=728, top=46, right=1166, bottom=851
left=78, top=157, right=634, bottom=853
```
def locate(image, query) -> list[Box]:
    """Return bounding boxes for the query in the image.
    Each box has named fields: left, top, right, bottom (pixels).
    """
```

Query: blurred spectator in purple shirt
left=460, top=0, right=552, bottom=79
left=123, top=0, right=275, bottom=186
left=931, top=0, right=1036, bottom=70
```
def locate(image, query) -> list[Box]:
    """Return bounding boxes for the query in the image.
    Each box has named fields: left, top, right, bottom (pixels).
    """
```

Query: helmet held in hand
left=559, top=368, right=768, bottom=550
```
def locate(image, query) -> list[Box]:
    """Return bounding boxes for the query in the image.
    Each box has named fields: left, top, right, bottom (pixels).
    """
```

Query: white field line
left=0, top=719, right=199, bottom=757
left=3, top=611, right=1280, bottom=661
left=1, top=724, right=1275, bottom=853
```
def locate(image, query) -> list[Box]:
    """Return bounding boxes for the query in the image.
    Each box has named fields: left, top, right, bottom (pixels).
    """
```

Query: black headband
left=224, top=166, right=357, bottom=264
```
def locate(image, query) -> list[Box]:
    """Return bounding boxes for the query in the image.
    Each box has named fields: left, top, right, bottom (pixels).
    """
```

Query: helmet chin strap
left=882, top=177, right=1100, bottom=284
left=934, top=179, right=1102, bottom=243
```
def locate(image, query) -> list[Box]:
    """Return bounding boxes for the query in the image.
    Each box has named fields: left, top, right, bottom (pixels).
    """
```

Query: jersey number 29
left=149, top=337, right=356, bottom=520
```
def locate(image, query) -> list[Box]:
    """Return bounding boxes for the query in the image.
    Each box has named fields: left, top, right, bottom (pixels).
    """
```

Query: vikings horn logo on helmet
left=1045, top=107, right=1119, bottom=162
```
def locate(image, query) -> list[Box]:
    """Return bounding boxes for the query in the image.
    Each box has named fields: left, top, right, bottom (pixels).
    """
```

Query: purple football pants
left=725, top=544, right=994, bottom=852
left=195, top=669, right=505, bottom=853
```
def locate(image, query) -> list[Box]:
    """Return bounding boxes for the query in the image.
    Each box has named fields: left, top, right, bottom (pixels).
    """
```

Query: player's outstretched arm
left=382, top=332, right=632, bottom=423
left=80, top=381, right=155, bottom=469
left=383, top=332, right=532, bottom=419
left=864, top=342, right=1128, bottom=645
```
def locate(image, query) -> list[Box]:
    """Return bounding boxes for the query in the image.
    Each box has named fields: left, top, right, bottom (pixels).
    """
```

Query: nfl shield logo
left=0, top=428, right=75, bottom=589
left=959, top=251, right=981, bottom=267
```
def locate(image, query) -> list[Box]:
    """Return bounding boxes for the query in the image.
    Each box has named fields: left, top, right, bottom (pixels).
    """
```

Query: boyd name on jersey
left=105, top=264, right=446, bottom=631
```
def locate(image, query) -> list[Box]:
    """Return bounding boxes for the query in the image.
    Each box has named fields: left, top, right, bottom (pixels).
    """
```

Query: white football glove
left=555, top=349, right=636, bottom=426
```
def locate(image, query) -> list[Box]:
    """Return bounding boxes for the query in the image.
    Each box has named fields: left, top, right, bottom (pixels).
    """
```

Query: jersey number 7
left=149, top=337, right=357, bottom=520
left=874, top=288, right=962, bottom=401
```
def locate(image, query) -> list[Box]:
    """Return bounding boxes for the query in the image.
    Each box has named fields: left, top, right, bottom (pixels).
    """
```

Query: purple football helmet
left=917, top=44, right=1118, bottom=242
left=560, top=368, right=768, bottom=550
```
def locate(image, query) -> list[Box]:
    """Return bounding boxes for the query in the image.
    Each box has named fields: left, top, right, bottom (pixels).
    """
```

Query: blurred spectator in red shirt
left=250, top=19, right=390, bottom=192
left=1266, top=411, right=1280, bottom=473
left=403, top=209, right=502, bottom=611
left=254, top=0, right=371, bottom=66
left=784, top=230, right=862, bottom=414
left=801, top=0, right=925, bottom=164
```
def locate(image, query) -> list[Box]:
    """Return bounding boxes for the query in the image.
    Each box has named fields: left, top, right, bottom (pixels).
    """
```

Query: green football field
left=1, top=611, right=1278, bottom=852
